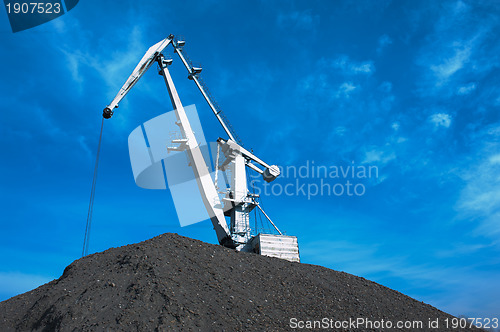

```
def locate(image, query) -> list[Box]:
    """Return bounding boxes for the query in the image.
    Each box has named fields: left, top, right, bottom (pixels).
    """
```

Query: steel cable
left=82, top=118, right=104, bottom=257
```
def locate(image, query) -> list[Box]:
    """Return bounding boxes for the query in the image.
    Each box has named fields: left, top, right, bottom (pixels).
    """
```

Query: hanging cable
left=82, top=118, right=105, bottom=257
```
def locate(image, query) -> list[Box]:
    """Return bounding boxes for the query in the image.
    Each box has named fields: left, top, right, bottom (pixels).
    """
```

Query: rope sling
left=82, top=118, right=104, bottom=257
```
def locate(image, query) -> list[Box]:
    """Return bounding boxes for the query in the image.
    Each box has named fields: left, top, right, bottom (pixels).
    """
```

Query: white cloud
left=300, top=55, right=376, bottom=103
left=300, top=72, right=328, bottom=92
left=55, top=23, right=156, bottom=134
left=334, top=126, right=347, bottom=136
left=414, top=0, right=499, bottom=94
left=362, top=145, right=396, bottom=166
left=429, top=113, right=452, bottom=128
left=452, top=0, right=468, bottom=15
left=489, top=153, right=500, bottom=164
left=331, top=55, right=375, bottom=75
left=78, top=135, right=92, bottom=159
left=455, top=127, right=500, bottom=240
left=55, top=21, right=147, bottom=97
left=91, top=27, right=147, bottom=91
left=390, top=122, right=409, bottom=144
left=457, top=82, right=476, bottom=95
left=430, top=45, right=471, bottom=85
left=50, top=15, right=66, bottom=34
left=336, top=82, right=357, bottom=98
left=458, top=156, right=500, bottom=217
left=352, top=63, right=373, bottom=73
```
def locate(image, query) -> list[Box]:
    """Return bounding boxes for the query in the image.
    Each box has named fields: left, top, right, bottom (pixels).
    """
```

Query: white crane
left=103, top=35, right=299, bottom=262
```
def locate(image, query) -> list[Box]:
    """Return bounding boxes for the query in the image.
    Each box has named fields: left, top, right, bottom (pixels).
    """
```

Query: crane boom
left=156, top=54, right=234, bottom=248
left=103, top=36, right=173, bottom=118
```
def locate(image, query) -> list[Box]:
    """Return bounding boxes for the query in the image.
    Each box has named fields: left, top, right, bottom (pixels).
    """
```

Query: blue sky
left=1, top=0, right=499, bottom=322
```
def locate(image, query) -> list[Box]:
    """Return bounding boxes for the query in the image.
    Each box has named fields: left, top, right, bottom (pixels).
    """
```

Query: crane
left=103, top=35, right=299, bottom=262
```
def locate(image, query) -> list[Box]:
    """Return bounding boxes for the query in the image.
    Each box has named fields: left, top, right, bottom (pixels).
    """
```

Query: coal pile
left=0, top=233, right=481, bottom=331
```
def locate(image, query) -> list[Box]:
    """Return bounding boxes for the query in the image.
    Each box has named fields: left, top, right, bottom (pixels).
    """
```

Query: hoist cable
left=82, top=118, right=104, bottom=257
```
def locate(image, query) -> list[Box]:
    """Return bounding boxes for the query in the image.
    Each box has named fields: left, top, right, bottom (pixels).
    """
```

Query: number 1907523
left=5, top=2, right=62, bottom=14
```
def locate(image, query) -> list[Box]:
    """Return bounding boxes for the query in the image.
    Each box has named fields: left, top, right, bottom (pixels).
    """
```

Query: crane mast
left=103, top=35, right=299, bottom=261
left=156, top=53, right=235, bottom=248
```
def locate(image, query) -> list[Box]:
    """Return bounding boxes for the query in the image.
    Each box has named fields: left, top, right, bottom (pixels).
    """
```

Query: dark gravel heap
left=0, top=233, right=481, bottom=331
